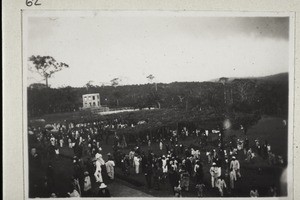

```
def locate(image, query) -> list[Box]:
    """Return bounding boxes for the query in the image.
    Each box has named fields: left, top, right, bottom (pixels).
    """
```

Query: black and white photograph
left=23, top=11, right=294, bottom=198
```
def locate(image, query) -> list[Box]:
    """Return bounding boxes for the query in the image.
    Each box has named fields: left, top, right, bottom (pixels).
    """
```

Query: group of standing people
left=28, top=119, right=126, bottom=198
left=28, top=118, right=283, bottom=198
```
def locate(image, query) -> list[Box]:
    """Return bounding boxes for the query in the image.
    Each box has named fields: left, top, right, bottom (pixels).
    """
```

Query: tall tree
left=85, top=80, right=95, bottom=92
left=111, top=78, right=120, bottom=88
left=231, top=79, right=256, bottom=102
left=147, top=74, right=157, bottom=91
left=29, top=55, right=69, bottom=87
left=146, top=74, right=161, bottom=108
left=147, top=74, right=155, bottom=82
left=111, top=78, right=121, bottom=106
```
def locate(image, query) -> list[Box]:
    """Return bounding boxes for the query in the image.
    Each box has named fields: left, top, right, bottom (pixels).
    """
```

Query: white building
left=82, top=93, right=100, bottom=109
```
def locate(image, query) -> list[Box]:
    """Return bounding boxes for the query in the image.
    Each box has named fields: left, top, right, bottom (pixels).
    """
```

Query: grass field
left=225, top=116, right=288, bottom=159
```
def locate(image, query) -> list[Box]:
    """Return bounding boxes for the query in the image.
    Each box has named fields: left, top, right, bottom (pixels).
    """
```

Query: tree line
left=28, top=74, right=288, bottom=118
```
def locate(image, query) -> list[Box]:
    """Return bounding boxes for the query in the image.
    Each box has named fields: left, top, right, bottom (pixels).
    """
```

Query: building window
left=93, top=96, right=95, bottom=100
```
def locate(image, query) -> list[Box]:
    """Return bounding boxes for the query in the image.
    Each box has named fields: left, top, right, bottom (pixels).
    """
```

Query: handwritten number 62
left=26, top=0, right=41, bottom=6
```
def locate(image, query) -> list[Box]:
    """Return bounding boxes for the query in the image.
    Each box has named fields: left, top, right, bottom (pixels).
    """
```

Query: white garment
left=134, top=156, right=140, bottom=174
left=230, top=160, right=241, bottom=177
left=216, top=179, right=227, bottom=190
left=69, top=189, right=80, bottom=197
left=159, top=142, right=163, bottom=150
left=172, top=163, right=177, bottom=171
left=129, top=151, right=135, bottom=159
left=191, top=149, right=196, bottom=156
left=217, top=167, right=221, bottom=177
left=230, top=160, right=240, bottom=171
left=162, top=159, right=168, bottom=173
left=237, top=144, right=243, bottom=150
left=106, top=160, right=115, bottom=179
left=84, top=176, right=92, bottom=191
left=216, top=179, right=227, bottom=196
left=230, top=170, right=237, bottom=189
left=210, top=166, right=219, bottom=187
left=194, top=164, right=199, bottom=173
left=205, top=130, right=209, bottom=136
left=94, top=160, right=103, bottom=182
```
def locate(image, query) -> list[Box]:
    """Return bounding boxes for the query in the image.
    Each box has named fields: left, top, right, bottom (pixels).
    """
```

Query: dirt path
left=108, top=179, right=153, bottom=197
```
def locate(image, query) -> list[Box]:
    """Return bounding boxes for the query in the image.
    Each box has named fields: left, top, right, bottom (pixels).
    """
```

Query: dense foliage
left=28, top=73, right=288, bottom=118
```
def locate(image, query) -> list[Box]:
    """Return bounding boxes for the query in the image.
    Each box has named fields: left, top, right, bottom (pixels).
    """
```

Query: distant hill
left=210, top=72, right=288, bottom=84
left=254, top=72, right=288, bottom=84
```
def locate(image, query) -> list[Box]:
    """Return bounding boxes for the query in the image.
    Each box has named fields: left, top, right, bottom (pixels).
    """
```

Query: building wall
left=82, top=93, right=100, bottom=109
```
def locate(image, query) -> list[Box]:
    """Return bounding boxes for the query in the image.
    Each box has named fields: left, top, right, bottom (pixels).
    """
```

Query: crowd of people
left=28, top=120, right=124, bottom=197
left=28, top=118, right=285, bottom=198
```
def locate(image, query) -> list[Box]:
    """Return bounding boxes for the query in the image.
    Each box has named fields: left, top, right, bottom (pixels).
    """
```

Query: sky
left=25, top=11, right=290, bottom=88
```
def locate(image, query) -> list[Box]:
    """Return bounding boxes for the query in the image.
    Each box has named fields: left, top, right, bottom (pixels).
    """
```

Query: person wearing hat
left=105, top=154, right=115, bottom=180
left=122, top=154, right=130, bottom=175
left=162, top=155, right=168, bottom=177
left=207, top=151, right=213, bottom=164
left=209, top=162, right=219, bottom=188
left=230, top=156, right=241, bottom=178
left=73, top=156, right=84, bottom=196
left=250, top=187, right=259, bottom=197
left=152, top=164, right=162, bottom=190
left=50, top=193, right=57, bottom=198
left=48, top=137, right=57, bottom=160
left=29, top=147, right=41, bottom=169
left=194, top=160, right=204, bottom=184
left=229, top=168, right=237, bottom=191
left=185, top=157, right=193, bottom=177
left=133, top=154, right=141, bottom=174
left=195, top=182, right=205, bottom=197
left=94, top=153, right=104, bottom=183
left=180, top=167, right=190, bottom=191
left=82, top=171, right=92, bottom=197
left=168, top=166, right=180, bottom=193
left=144, top=163, right=153, bottom=189
left=67, top=182, right=80, bottom=198
left=216, top=176, right=227, bottom=197
left=174, top=181, right=182, bottom=197
left=128, top=150, right=135, bottom=167
left=159, top=140, right=163, bottom=151
left=97, top=183, right=111, bottom=197
left=59, top=139, right=64, bottom=148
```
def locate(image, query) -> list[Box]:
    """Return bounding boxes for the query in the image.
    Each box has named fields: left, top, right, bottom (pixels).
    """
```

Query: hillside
left=255, top=72, right=288, bottom=84
left=210, top=72, right=288, bottom=84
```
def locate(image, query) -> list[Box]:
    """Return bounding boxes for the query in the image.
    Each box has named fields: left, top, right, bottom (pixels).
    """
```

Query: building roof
left=82, top=93, right=99, bottom=96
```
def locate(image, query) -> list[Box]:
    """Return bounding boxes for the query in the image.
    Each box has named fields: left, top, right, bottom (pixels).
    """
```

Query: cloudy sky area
left=25, top=12, right=290, bottom=88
